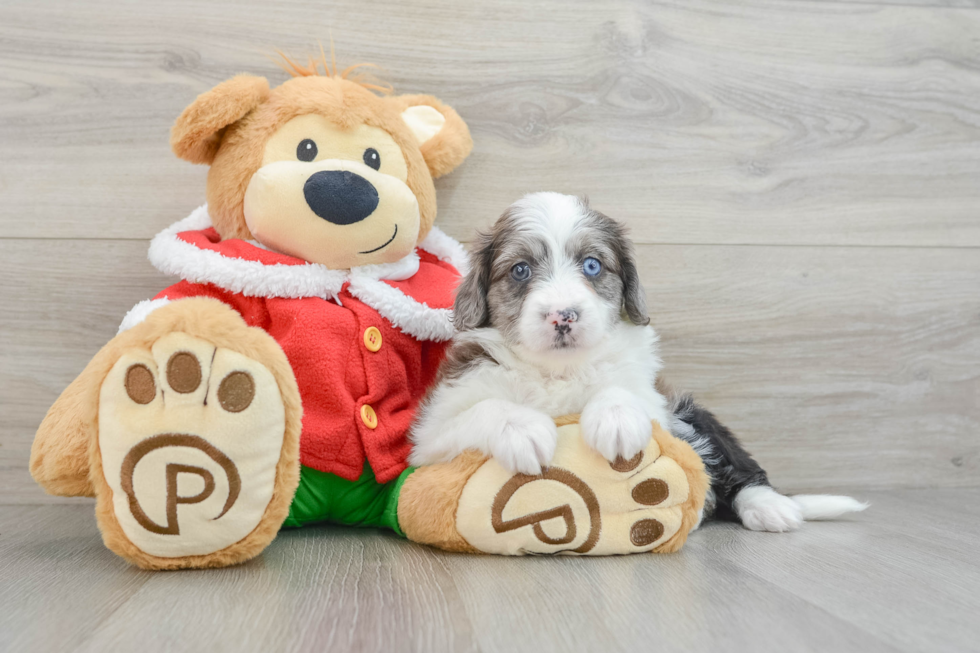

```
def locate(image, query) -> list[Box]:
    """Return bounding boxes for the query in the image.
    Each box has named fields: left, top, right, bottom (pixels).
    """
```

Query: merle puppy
left=410, top=192, right=866, bottom=531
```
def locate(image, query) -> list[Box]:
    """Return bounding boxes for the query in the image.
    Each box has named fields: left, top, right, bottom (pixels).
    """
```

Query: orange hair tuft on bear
left=274, top=44, right=393, bottom=94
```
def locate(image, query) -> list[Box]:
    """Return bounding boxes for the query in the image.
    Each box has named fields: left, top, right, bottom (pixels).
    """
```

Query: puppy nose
left=548, top=308, right=578, bottom=325
left=304, top=170, right=379, bottom=225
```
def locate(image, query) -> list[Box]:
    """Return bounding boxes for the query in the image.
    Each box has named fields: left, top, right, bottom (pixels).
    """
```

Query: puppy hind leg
left=733, top=488, right=869, bottom=532
left=664, top=392, right=770, bottom=524
left=664, top=390, right=868, bottom=532
left=668, top=397, right=802, bottom=532
left=733, top=485, right=803, bottom=532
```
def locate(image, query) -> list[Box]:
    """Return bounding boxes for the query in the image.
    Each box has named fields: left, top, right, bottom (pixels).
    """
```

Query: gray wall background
left=2, top=0, right=978, bottom=501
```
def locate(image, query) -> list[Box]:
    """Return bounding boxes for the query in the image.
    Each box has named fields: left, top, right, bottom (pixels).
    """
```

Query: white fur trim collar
left=418, top=223, right=470, bottom=277
left=147, top=205, right=466, bottom=341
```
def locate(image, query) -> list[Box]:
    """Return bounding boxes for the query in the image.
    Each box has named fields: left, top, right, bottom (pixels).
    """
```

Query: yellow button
left=363, top=326, right=382, bottom=352
left=360, top=404, right=378, bottom=429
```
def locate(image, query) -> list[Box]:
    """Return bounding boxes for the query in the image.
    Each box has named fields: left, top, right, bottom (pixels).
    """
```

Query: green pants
left=281, top=463, right=415, bottom=536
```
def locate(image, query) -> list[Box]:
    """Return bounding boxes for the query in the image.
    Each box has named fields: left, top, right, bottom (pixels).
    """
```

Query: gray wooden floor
left=1, top=490, right=977, bottom=653
left=1, top=0, right=979, bottom=651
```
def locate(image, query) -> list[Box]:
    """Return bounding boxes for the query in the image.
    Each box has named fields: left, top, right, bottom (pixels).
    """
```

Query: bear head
left=170, top=61, right=472, bottom=269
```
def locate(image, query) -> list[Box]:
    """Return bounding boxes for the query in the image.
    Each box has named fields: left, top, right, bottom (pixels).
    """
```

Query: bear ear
left=396, top=95, right=473, bottom=178
left=171, top=75, right=270, bottom=165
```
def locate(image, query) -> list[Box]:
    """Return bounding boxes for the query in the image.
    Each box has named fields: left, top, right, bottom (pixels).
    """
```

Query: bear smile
left=359, top=224, right=398, bottom=255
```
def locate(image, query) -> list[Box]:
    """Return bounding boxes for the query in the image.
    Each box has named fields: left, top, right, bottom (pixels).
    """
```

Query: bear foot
left=94, top=327, right=298, bottom=569
left=450, top=419, right=706, bottom=555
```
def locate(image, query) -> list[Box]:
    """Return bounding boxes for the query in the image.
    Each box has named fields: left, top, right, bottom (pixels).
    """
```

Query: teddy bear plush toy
left=30, top=58, right=708, bottom=569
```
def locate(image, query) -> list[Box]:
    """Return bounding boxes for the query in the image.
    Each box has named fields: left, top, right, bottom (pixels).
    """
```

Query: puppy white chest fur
left=478, top=323, right=665, bottom=419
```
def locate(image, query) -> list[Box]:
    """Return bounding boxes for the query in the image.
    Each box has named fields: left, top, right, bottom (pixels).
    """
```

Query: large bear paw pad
left=98, top=332, right=286, bottom=559
left=454, top=421, right=697, bottom=555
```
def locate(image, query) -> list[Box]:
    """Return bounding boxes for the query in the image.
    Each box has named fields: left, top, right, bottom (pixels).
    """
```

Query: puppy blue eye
left=583, top=257, right=602, bottom=277
left=511, top=263, right=531, bottom=281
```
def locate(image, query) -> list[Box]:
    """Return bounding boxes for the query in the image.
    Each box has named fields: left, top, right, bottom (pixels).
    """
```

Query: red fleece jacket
left=147, top=219, right=462, bottom=484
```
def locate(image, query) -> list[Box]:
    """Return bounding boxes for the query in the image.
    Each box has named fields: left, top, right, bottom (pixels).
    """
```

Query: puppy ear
left=171, top=75, right=270, bottom=165
left=616, top=233, right=650, bottom=326
left=396, top=94, right=473, bottom=178
left=453, top=232, right=493, bottom=331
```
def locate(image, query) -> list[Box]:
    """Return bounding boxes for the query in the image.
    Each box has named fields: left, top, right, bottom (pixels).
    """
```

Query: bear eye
left=297, top=139, right=318, bottom=162
left=511, top=263, right=531, bottom=282
left=583, top=257, right=602, bottom=277
left=363, top=148, right=381, bottom=171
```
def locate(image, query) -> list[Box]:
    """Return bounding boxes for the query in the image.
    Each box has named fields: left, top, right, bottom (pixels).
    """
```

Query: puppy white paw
left=581, top=391, right=653, bottom=463
left=735, top=486, right=803, bottom=533
left=490, top=410, right=558, bottom=475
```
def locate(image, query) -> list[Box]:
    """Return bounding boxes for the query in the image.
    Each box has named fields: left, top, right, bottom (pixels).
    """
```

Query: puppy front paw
left=490, top=410, right=558, bottom=476
left=581, top=392, right=653, bottom=463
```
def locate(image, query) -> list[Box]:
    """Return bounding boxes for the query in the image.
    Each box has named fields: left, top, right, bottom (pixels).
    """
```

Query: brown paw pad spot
left=125, top=364, right=156, bottom=404
left=630, top=518, right=664, bottom=546
left=610, top=451, right=643, bottom=473
left=217, top=371, right=255, bottom=413
left=167, top=352, right=201, bottom=394
left=632, top=478, right=669, bottom=506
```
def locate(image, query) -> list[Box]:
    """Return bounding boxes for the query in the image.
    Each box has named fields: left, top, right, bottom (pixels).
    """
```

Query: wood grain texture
left=0, top=0, right=979, bottom=245
left=1, top=2, right=978, bottom=500
left=0, top=239, right=175, bottom=503
left=74, top=529, right=479, bottom=653
left=804, top=0, right=980, bottom=7
left=640, top=243, right=980, bottom=492
left=686, top=489, right=980, bottom=653
left=2, top=238, right=977, bottom=503
left=0, top=505, right=155, bottom=653
left=3, top=492, right=978, bottom=653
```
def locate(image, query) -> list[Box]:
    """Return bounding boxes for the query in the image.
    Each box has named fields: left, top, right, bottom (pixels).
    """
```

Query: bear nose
left=303, top=170, right=379, bottom=225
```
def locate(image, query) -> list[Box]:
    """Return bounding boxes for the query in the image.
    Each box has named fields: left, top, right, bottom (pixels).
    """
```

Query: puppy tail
left=790, top=494, right=870, bottom=521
